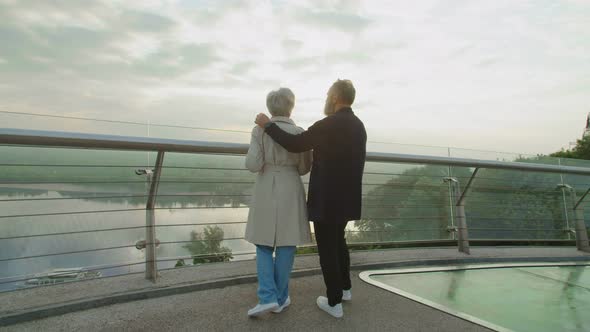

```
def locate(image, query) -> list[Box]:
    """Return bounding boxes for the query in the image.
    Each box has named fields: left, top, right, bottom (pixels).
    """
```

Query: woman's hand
left=255, top=113, right=270, bottom=127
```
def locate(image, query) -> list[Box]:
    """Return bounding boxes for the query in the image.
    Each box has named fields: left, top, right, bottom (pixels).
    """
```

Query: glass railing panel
left=154, top=153, right=256, bottom=268
left=452, top=164, right=567, bottom=240
left=560, top=158, right=590, bottom=233
left=4, top=129, right=590, bottom=292
left=0, top=146, right=151, bottom=214
left=0, top=145, right=155, bottom=291
left=355, top=161, right=452, bottom=243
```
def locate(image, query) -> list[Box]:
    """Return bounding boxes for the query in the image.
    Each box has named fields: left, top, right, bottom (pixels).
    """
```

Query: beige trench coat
left=244, top=117, right=312, bottom=247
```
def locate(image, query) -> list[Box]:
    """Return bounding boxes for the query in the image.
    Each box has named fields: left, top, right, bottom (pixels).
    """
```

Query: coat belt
left=263, top=165, right=297, bottom=173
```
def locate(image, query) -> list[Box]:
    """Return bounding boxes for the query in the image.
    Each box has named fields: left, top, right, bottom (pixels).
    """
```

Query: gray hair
left=266, top=88, right=295, bottom=117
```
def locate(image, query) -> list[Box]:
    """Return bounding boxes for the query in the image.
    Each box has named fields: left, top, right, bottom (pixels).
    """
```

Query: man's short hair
left=266, top=88, right=295, bottom=117
left=331, top=79, right=355, bottom=105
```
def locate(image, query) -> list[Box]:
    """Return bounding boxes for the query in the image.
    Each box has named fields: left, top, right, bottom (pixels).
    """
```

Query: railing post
left=446, top=148, right=457, bottom=241
left=444, top=168, right=478, bottom=255
left=145, top=151, right=165, bottom=282
left=455, top=201, right=470, bottom=254
left=443, top=177, right=459, bottom=240
left=571, top=188, right=590, bottom=253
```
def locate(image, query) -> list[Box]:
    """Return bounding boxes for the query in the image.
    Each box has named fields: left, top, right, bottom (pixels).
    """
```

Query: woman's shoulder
left=251, top=125, right=263, bottom=136
left=274, top=121, right=303, bottom=134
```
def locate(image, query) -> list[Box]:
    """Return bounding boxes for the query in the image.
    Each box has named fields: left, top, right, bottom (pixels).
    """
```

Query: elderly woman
left=245, top=88, right=312, bottom=317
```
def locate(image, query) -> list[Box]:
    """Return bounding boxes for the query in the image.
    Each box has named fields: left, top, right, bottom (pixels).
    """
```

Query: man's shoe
left=342, top=289, right=352, bottom=301
left=316, top=296, right=343, bottom=318
left=248, top=302, right=279, bottom=317
left=272, top=297, right=291, bottom=313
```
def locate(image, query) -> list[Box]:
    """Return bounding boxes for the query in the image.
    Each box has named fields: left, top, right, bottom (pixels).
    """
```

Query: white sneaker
left=316, top=296, right=343, bottom=318
left=342, top=289, right=352, bottom=301
left=247, top=302, right=279, bottom=317
left=272, top=297, right=291, bottom=313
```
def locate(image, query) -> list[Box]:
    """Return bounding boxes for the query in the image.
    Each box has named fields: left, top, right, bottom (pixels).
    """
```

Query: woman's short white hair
left=266, top=88, right=295, bottom=117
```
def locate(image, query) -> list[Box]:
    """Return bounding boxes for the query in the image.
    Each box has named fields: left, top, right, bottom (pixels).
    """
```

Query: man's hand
left=255, top=113, right=270, bottom=128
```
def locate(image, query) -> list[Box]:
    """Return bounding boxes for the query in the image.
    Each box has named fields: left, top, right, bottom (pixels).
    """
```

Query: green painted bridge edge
left=2, top=255, right=590, bottom=327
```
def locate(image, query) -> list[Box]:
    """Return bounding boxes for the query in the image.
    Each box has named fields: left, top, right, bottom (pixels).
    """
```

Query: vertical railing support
left=145, top=151, right=165, bottom=282
left=444, top=168, right=478, bottom=255
left=443, top=177, right=459, bottom=238
left=571, top=187, right=590, bottom=253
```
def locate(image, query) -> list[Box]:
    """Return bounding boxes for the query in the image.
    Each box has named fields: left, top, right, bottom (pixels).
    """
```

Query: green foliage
left=295, top=246, right=317, bottom=255
left=349, top=154, right=575, bottom=244
left=551, top=135, right=590, bottom=160
left=354, top=165, right=455, bottom=242
left=183, top=225, right=233, bottom=264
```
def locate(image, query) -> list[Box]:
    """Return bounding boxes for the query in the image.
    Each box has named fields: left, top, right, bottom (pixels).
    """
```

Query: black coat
left=265, top=107, right=367, bottom=223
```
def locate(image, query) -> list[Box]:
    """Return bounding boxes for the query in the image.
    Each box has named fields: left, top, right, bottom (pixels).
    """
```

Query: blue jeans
left=255, top=245, right=296, bottom=306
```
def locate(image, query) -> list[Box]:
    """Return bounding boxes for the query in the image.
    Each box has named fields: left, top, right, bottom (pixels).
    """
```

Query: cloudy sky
left=0, top=0, right=588, bottom=155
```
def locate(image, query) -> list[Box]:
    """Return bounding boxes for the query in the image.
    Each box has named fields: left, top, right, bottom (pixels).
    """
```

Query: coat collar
left=271, top=116, right=295, bottom=125
left=336, top=106, right=353, bottom=114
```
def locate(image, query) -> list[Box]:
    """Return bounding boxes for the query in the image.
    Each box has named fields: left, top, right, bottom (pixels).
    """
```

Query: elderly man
left=255, top=79, right=367, bottom=318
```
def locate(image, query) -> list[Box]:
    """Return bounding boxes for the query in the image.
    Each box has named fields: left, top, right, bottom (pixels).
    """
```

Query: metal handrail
left=2, top=127, right=590, bottom=284
left=2, top=128, right=590, bottom=176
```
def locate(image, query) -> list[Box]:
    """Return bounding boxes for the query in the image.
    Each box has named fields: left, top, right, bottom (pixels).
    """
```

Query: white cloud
left=0, top=0, right=589, bottom=154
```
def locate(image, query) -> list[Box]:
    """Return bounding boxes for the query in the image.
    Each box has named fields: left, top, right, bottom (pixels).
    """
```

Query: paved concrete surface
left=1, top=246, right=589, bottom=330
left=4, top=246, right=590, bottom=316
left=0, top=273, right=493, bottom=332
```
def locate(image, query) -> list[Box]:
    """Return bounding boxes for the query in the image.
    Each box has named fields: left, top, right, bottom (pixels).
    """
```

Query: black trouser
left=313, top=220, right=351, bottom=306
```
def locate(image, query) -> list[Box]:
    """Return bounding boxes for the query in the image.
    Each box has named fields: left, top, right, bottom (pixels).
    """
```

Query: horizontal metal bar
left=462, top=216, right=560, bottom=221
left=0, top=261, right=147, bottom=286
left=2, top=163, right=568, bottom=184
left=0, top=244, right=138, bottom=262
left=469, top=238, right=569, bottom=241
left=364, top=204, right=560, bottom=211
left=0, top=128, right=250, bottom=154
left=3, top=128, right=590, bottom=176
left=156, top=251, right=255, bottom=263
left=345, top=229, right=444, bottom=232
left=574, top=187, right=590, bottom=210
left=159, top=229, right=457, bottom=244
left=365, top=216, right=448, bottom=220
left=340, top=239, right=456, bottom=247
left=3, top=215, right=564, bottom=240
left=156, top=221, right=248, bottom=227
left=0, top=180, right=255, bottom=184
left=0, top=208, right=146, bottom=219
left=0, top=164, right=250, bottom=172
left=0, top=204, right=570, bottom=220
left=0, top=164, right=148, bottom=168
left=0, top=194, right=250, bottom=203
left=369, top=215, right=563, bottom=222
left=367, top=152, right=590, bottom=176
left=158, top=238, right=245, bottom=245
left=0, top=221, right=250, bottom=239
left=0, top=195, right=149, bottom=202
left=155, top=206, right=248, bottom=210
left=0, top=226, right=147, bottom=240
left=368, top=172, right=560, bottom=185
left=469, top=228, right=567, bottom=231
left=1, top=163, right=567, bottom=184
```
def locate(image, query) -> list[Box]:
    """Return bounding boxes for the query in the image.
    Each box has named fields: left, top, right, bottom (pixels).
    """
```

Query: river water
left=0, top=185, right=254, bottom=292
